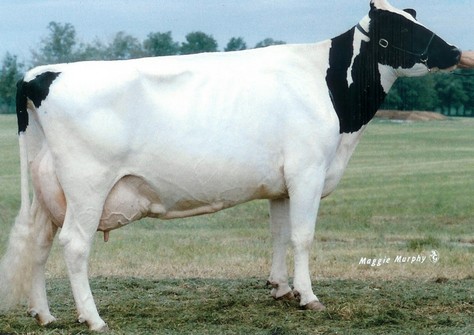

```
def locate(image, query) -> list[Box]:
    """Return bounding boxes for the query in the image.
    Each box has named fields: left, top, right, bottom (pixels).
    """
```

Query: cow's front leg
left=267, top=199, right=294, bottom=300
left=289, top=171, right=326, bottom=311
left=59, top=207, right=108, bottom=332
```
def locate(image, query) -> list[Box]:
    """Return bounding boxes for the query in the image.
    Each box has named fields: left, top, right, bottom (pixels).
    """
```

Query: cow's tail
left=0, top=80, right=37, bottom=311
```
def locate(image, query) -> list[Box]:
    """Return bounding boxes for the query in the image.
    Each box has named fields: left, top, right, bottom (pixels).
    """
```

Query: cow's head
left=358, top=0, right=461, bottom=77
left=326, top=0, right=462, bottom=133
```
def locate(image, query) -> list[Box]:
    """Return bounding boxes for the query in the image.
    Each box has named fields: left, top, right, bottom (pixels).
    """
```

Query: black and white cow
left=0, top=0, right=462, bottom=331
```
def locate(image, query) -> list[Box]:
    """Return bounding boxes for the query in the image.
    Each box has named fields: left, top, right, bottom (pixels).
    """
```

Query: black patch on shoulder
left=326, top=28, right=386, bottom=134
left=16, top=71, right=61, bottom=133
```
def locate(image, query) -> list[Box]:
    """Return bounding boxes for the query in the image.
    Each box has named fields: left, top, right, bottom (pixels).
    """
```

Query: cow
left=0, top=0, right=462, bottom=332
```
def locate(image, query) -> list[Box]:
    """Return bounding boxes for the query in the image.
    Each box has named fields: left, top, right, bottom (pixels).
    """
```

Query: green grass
left=1, top=115, right=473, bottom=334
left=1, top=277, right=472, bottom=334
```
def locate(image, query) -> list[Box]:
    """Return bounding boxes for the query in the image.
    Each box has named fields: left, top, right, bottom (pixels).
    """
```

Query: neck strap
left=356, top=23, right=370, bottom=38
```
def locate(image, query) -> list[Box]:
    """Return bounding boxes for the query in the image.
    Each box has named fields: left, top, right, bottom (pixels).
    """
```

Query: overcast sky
left=1, top=0, right=472, bottom=64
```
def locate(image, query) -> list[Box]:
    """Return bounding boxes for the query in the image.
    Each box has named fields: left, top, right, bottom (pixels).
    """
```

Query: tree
left=106, top=32, right=144, bottom=60
left=224, top=37, right=247, bottom=52
left=76, top=39, right=109, bottom=61
left=457, top=70, right=474, bottom=115
left=0, top=53, right=24, bottom=114
left=31, top=22, right=78, bottom=65
left=382, top=76, right=440, bottom=111
left=435, top=74, right=468, bottom=115
left=403, top=77, right=438, bottom=111
left=180, top=32, right=218, bottom=55
left=382, top=86, right=404, bottom=110
left=254, top=38, right=286, bottom=49
left=143, top=31, right=180, bottom=57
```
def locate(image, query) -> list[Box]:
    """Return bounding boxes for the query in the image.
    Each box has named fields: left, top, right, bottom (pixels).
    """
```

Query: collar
left=356, top=23, right=370, bottom=38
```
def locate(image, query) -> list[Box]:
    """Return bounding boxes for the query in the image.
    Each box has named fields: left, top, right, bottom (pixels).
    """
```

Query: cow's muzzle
left=426, top=46, right=462, bottom=71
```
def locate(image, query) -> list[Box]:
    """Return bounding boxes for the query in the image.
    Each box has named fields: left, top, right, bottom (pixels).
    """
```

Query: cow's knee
left=59, top=236, right=89, bottom=270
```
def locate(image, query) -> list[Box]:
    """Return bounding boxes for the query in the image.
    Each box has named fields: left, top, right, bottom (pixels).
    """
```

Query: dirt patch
left=376, top=110, right=447, bottom=121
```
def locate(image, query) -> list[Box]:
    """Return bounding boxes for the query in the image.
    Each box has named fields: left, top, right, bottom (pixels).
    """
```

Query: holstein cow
left=0, top=0, right=462, bottom=331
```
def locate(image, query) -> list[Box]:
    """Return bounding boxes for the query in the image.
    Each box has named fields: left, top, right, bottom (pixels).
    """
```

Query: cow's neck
left=326, top=18, right=398, bottom=134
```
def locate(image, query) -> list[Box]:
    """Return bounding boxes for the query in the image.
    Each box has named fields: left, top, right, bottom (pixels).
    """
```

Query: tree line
left=0, top=22, right=472, bottom=116
left=382, top=71, right=474, bottom=116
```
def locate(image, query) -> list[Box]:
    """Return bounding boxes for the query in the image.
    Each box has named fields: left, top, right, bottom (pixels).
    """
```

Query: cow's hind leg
left=58, top=190, right=110, bottom=332
left=27, top=198, right=58, bottom=325
left=267, top=199, right=294, bottom=300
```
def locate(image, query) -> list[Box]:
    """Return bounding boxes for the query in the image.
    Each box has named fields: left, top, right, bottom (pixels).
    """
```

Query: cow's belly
left=31, top=147, right=287, bottom=233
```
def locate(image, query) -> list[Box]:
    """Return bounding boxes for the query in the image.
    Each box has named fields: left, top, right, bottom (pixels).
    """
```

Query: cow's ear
left=369, top=1, right=377, bottom=16
left=370, top=1, right=376, bottom=11
left=404, top=8, right=417, bottom=19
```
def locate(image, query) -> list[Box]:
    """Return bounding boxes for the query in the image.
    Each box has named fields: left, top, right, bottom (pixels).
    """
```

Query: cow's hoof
left=267, top=281, right=294, bottom=301
left=303, top=300, right=326, bottom=311
left=86, top=321, right=109, bottom=333
left=276, top=291, right=296, bottom=301
left=79, top=316, right=109, bottom=333
left=38, top=314, right=57, bottom=326
left=91, top=323, right=109, bottom=333
left=29, top=309, right=57, bottom=326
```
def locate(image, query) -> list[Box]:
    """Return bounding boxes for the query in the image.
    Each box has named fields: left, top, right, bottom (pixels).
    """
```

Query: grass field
left=0, top=114, right=473, bottom=334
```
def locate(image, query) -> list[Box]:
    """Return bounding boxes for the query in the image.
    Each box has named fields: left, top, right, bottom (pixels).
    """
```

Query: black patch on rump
left=16, top=71, right=61, bottom=133
left=326, top=28, right=386, bottom=134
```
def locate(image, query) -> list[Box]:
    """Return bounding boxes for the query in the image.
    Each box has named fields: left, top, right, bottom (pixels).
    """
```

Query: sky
left=1, top=0, right=473, bottom=64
